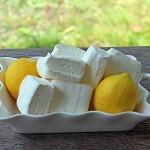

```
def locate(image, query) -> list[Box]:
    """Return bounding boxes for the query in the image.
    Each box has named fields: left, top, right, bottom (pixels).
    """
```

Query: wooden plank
left=0, top=47, right=150, bottom=150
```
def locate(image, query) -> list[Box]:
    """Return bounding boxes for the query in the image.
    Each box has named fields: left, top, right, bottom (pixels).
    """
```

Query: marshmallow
left=17, top=75, right=54, bottom=115
left=105, top=48, right=142, bottom=84
left=51, top=43, right=85, bottom=58
left=81, top=45, right=109, bottom=88
left=50, top=80, right=93, bottom=113
left=37, top=53, right=85, bottom=82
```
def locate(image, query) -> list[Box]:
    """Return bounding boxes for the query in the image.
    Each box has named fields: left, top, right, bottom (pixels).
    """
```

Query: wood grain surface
left=0, top=47, right=149, bottom=150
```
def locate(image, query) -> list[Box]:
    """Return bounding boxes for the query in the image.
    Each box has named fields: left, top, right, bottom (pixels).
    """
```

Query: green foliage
left=0, top=0, right=149, bottom=48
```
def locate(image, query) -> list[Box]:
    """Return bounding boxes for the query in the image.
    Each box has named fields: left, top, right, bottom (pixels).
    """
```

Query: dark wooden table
left=0, top=47, right=150, bottom=150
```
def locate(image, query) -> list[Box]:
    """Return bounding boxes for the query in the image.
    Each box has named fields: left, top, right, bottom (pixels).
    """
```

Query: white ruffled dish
left=0, top=57, right=150, bottom=133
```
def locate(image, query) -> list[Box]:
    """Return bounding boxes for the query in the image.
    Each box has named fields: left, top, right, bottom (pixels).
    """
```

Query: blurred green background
left=0, top=0, right=149, bottom=48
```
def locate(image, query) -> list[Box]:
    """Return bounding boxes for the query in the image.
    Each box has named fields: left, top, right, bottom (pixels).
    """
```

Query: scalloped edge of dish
left=0, top=56, right=149, bottom=133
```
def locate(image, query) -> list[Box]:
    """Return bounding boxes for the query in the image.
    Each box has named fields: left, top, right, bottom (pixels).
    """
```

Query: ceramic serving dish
left=0, top=57, right=149, bottom=133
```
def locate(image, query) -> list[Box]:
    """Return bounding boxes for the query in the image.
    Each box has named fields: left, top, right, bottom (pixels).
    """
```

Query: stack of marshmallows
left=17, top=44, right=110, bottom=115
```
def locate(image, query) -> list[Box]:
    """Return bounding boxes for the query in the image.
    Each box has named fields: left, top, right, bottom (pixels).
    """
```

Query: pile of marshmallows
left=2, top=44, right=142, bottom=115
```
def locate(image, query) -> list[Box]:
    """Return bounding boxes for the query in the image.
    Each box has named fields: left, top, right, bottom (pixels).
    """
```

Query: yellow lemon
left=93, top=73, right=137, bottom=114
left=5, top=58, right=39, bottom=99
